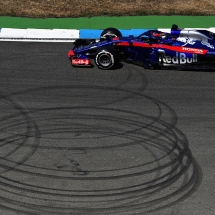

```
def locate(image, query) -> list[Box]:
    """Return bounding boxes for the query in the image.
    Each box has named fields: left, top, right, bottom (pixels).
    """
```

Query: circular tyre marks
left=0, top=94, right=40, bottom=175
left=0, top=86, right=200, bottom=215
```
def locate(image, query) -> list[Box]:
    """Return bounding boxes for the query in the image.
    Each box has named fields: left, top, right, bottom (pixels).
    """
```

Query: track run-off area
left=0, top=41, right=214, bottom=215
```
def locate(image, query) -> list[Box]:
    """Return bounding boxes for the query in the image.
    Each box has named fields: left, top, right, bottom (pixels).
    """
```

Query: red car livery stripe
left=115, top=42, right=155, bottom=48
left=159, top=45, right=208, bottom=55
left=115, top=42, right=208, bottom=55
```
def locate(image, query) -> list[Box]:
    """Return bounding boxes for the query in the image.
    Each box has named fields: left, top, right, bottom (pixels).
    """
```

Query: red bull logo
left=161, top=52, right=197, bottom=64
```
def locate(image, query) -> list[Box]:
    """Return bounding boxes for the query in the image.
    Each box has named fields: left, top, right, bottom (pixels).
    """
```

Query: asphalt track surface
left=0, top=42, right=214, bottom=215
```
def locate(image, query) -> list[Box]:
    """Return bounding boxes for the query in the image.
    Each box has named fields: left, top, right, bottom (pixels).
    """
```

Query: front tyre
left=95, top=47, right=117, bottom=70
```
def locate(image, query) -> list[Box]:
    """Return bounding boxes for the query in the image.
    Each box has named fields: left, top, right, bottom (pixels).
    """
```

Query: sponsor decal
left=176, top=37, right=196, bottom=45
left=182, top=47, right=204, bottom=54
left=158, top=44, right=207, bottom=55
left=206, top=51, right=215, bottom=55
left=72, top=59, right=90, bottom=65
left=161, top=52, right=197, bottom=64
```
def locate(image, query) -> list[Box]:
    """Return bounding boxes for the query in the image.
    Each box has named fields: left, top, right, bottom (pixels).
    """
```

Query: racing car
left=68, top=24, right=215, bottom=70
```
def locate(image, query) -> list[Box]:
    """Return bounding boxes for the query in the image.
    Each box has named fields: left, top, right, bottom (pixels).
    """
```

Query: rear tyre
left=100, top=28, right=122, bottom=41
left=95, top=47, right=117, bottom=70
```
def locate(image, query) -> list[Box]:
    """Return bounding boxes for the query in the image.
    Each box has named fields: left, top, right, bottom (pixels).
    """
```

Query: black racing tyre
left=73, top=39, right=96, bottom=48
left=100, top=28, right=122, bottom=41
left=95, top=46, right=117, bottom=70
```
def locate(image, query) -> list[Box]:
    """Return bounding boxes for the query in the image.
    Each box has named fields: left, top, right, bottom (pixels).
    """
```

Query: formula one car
left=68, top=25, right=215, bottom=70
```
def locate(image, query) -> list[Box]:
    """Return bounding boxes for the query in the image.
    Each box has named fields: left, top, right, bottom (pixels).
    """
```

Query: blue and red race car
left=68, top=24, right=215, bottom=70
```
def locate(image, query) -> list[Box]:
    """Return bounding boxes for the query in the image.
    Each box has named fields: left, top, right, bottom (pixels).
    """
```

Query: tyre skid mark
left=0, top=76, right=201, bottom=214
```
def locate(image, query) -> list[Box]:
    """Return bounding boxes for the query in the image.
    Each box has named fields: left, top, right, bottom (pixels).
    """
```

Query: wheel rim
left=98, top=53, right=112, bottom=67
